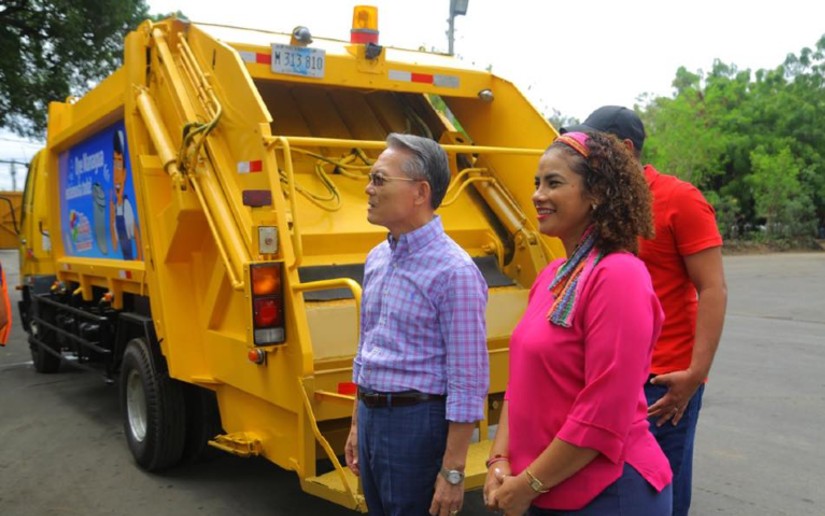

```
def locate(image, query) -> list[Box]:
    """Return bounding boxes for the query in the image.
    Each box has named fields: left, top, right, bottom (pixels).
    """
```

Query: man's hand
left=429, top=474, right=464, bottom=516
left=344, top=424, right=359, bottom=476
left=648, top=369, right=704, bottom=426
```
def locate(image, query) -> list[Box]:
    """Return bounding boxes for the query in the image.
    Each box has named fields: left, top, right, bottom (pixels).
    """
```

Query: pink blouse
left=506, top=252, right=672, bottom=510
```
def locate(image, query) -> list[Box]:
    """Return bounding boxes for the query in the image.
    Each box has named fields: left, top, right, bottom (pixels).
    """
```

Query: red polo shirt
left=639, top=165, right=722, bottom=374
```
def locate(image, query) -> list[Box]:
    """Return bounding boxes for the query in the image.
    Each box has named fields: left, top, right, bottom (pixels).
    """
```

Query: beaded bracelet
left=485, top=454, right=510, bottom=469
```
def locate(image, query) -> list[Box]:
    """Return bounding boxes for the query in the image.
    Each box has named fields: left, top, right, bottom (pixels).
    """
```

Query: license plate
left=271, top=43, right=325, bottom=79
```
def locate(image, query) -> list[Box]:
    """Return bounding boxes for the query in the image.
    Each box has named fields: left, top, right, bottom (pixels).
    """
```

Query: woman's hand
left=483, top=462, right=511, bottom=510
left=491, top=470, right=538, bottom=516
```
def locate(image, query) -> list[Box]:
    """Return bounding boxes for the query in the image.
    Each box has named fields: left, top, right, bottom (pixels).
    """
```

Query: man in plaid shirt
left=345, top=133, right=489, bottom=516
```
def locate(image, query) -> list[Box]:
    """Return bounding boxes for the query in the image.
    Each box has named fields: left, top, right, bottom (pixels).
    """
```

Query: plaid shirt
left=353, top=216, right=489, bottom=422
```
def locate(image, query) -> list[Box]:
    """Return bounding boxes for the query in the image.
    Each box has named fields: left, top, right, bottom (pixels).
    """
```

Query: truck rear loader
left=17, top=7, right=564, bottom=511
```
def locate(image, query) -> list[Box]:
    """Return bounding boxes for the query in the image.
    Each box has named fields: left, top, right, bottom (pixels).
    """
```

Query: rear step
left=302, top=440, right=492, bottom=512
left=303, top=468, right=364, bottom=512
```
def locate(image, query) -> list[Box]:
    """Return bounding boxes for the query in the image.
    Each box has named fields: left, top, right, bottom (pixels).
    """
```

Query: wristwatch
left=440, top=467, right=465, bottom=485
left=525, top=469, right=550, bottom=493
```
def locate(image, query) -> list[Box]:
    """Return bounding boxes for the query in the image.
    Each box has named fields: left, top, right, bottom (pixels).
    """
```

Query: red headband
left=555, top=132, right=590, bottom=158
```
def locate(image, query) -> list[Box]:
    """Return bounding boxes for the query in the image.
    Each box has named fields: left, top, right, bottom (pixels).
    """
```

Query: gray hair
left=386, top=133, right=450, bottom=209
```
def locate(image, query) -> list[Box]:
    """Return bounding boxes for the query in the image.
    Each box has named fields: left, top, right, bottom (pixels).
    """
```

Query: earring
left=591, top=203, right=598, bottom=210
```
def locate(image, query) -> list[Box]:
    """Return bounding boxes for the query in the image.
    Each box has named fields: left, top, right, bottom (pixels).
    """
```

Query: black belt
left=358, top=390, right=445, bottom=408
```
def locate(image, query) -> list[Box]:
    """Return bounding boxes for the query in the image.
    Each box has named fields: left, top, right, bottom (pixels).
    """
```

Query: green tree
left=780, top=35, right=825, bottom=231
left=643, top=62, right=748, bottom=189
left=642, top=33, right=825, bottom=240
left=0, top=0, right=151, bottom=138
left=747, top=145, right=816, bottom=239
left=546, top=109, right=578, bottom=133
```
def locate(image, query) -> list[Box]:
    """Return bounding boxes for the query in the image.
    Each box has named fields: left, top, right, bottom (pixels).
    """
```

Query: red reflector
left=253, top=297, right=282, bottom=327
left=411, top=73, right=433, bottom=84
left=338, top=382, right=357, bottom=395
left=251, top=264, right=281, bottom=296
left=242, top=190, right=272, bottom=207
left=248, top=348, right=266, bottom=364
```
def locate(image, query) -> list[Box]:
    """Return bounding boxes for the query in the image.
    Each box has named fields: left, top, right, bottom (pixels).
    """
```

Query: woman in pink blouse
left=484, top=131, right=673, bottom=515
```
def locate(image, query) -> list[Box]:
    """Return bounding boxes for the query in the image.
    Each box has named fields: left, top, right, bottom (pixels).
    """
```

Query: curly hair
left=548, top=131, right=653, bottom=255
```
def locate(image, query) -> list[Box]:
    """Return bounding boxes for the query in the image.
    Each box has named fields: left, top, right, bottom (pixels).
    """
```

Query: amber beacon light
left=350, top=5, right=379, bottom=44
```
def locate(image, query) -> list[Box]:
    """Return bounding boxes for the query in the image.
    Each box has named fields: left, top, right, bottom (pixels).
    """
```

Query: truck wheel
left=120, top=338, right=186, bottom=471
left=29, top=320, right=61, bottom=374
left=181, top=384, right=223, bottom=464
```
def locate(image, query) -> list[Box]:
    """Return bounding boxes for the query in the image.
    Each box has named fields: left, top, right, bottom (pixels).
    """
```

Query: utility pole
left=0, top=159, right=22, bottom=191
left=447, top=0, right=469, bottom=55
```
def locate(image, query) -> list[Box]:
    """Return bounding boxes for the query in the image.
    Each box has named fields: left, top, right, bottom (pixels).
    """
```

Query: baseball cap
left=561, top=106, right=646, bottom=152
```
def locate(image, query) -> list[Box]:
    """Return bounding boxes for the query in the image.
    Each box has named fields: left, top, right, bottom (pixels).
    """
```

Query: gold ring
left=450, top=511, right=459, bottom=516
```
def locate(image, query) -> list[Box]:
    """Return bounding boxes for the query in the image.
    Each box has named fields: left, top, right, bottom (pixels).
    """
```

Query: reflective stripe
left=389, top=70, right=459, bottom=88
left=237, top=160, right=263, bottom=174
left=238, top=51, right=270, bottom=64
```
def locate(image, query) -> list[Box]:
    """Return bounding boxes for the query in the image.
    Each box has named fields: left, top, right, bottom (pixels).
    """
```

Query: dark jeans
left=527, top=463, right=672, bottom=515
left=645, top=381, right=705, bottom=516
left=357, top=398, right=448, bottom=516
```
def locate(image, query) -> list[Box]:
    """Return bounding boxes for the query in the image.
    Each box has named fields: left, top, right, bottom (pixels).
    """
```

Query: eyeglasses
left=367, top=172, right=421, bottom=187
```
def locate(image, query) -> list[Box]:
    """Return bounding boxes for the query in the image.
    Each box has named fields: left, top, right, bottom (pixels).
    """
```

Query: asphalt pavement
left=1, top=250, right=823, bottom=515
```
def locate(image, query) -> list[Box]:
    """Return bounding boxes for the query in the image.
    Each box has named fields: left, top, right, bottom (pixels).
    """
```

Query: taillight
left=250, top=263, right=285, bottom=345
left=252, top=264, right=281, bottom=295
left=253, top=298, right=282, bottom=327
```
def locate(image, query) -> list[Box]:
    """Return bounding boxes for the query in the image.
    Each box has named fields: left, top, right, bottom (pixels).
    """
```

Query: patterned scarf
left=547, top=225, right=603, bottom=327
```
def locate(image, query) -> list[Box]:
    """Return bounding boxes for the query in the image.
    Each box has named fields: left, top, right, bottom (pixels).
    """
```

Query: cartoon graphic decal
left=110, top=130, right=141, bottom=260
left=92, top=182, right=108, bottom=254
left=59, top=121, right=142, bottom=260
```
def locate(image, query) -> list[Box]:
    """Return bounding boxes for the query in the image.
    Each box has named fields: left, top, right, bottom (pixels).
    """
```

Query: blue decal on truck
left=59, top=121, right=142, bottom=260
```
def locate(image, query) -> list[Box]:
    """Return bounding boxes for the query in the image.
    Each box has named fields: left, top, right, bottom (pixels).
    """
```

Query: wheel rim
left=126, top=369, right=148, bottom=442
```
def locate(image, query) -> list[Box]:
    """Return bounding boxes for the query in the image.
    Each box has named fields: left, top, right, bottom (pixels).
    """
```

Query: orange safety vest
left=0, top=262, right=11, bottom=345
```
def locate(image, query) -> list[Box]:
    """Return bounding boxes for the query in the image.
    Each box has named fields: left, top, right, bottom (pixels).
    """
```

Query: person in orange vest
left=0, top=261, right=12, bottom=345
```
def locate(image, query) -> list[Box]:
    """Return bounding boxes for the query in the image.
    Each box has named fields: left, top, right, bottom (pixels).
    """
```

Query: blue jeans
left=357, top=399, right=448, bottom=516
left=645, top=380, right=705, bottom=516
left=527, top=463, right=672, bottom=515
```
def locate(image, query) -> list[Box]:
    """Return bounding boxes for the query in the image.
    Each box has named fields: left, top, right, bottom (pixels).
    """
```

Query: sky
left=2, top=0, right=824, bottom=190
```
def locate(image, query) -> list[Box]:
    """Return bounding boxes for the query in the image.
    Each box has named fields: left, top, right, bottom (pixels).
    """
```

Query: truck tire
left=119, top=338, right=186, bottom=471
left=181, top=384, right=223, bottom=464
left=29, top=320, right=61, bottom=374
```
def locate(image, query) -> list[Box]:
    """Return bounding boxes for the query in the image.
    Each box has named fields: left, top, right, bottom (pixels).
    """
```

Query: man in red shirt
left=563, top=106, right=728, bottom=516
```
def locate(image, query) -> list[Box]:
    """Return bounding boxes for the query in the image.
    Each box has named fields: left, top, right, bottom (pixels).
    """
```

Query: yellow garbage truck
left=17, top=8, right=563, bottom=511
